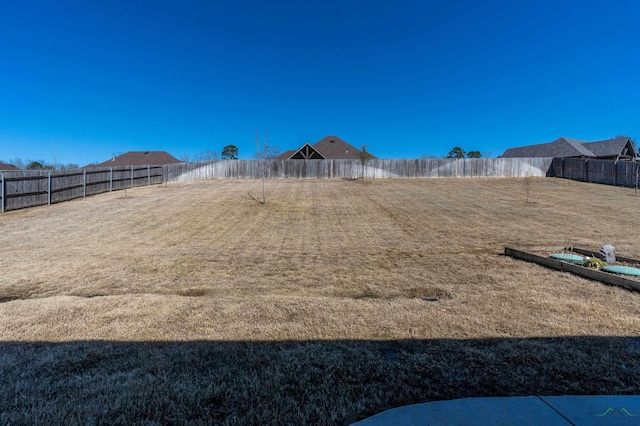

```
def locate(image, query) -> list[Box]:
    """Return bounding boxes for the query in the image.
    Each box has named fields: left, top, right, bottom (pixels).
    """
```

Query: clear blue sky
left=1, top=0, right=639, bottom=165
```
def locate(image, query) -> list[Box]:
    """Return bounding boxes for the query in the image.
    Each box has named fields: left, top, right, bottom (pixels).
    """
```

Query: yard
left=1, top=178, right=639, bottom=424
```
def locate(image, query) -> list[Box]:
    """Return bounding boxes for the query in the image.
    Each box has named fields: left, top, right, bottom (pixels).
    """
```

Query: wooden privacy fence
left=553, top=158, right=639, bottom=188
left=164, top=157, right=554, bottom=182
left=0, top=165, right=163, bottom=212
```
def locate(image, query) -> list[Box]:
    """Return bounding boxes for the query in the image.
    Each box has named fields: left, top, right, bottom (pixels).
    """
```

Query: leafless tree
left=8, top=158, right=25, bottom=169
left=357, top=145, right=373, bottom=179
left=522, top=173, right=533, bottom=203
left=195, top=150, right=220, bottom=161
left=254, top=130, right=271, bottom=204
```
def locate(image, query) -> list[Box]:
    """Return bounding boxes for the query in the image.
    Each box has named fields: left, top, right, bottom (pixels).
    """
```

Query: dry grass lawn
left=1, top=178, right=640, bottom=424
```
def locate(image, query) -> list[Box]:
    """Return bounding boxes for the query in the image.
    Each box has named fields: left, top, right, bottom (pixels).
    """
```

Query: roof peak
left=502, top=136, right=636, bottom=158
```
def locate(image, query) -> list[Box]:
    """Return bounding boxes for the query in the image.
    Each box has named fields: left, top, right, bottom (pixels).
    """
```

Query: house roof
left=87, top=151, right=181, bottom=168
left=582, top=137, right=634, bottom=157
left=0, top=162, right=19, bottom=171
left=501, top=137, right=635, bottom=159
left=287, top=143, right=326, bottom=160
left=313, top=136, right=368, bottom=160
left=277, top=135, right=376, bottom=160
left=275, top=150, right=296, bottom=160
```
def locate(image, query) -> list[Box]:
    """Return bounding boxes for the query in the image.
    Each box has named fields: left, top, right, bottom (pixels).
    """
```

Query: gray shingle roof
left=582, top=137, right=633, bottom=157
left=502, top=137, right=635, bottom=159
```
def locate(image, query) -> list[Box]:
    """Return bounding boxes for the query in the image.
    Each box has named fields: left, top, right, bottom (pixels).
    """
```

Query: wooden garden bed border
left=504, top=246, right=640, bottom=292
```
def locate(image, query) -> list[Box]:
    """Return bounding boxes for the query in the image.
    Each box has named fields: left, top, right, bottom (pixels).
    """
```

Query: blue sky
left=1, top=0, right=639, bottom=166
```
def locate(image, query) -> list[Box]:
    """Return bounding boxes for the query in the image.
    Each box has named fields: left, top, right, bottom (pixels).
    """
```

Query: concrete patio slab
left=352, top=396, right=570, bottom=426
left=352, top=395, right=640, bottom=426
left=541, top=395, right=640, bottom=425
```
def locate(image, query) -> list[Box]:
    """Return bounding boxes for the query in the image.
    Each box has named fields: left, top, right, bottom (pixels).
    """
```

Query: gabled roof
left=276, top=135, right=376, bottom=160
left=501, top=137, right=635, bottom=159
left=582, top=137, right=634, bottom=157
left=0, top=162, right=19, bottom=171
left=88, top=151, right=181, bottom=168
left=287, top=143, right=326, bottom=159
left=275, top=150, right=296, bottom=160
left=313, top=135, right=369, bottom=160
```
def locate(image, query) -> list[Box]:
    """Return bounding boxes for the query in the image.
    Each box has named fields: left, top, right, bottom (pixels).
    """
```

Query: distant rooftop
left=87, top=151, right=181, bottom=168
left=0, top=162, right=19, bottom=171
left=276, top=135, right=375, bottom=160
left=501, top=136, right=635, bottom=159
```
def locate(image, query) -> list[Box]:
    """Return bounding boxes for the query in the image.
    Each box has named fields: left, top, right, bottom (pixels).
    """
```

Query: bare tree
left=8, top=158, right=25, bottom=169
left=263, top=144, right=280, bottom=160
left=253, top=130, right=270, bottom=204
left=357, top=145, right=373, bottom=179
left=56, top=163, right=80, bottom=171
left=253, top=145, right=280, bottom=160
left=522, top=173, right=533, bottom=203
left=195, top=150, right=220, bottom=161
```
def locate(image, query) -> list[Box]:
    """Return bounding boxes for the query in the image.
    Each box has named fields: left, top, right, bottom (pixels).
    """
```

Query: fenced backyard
left=163, top=157, right=554, bottom=182
left=0, top=158, right=553, bottom=213
left=7, top=156, right=640, bottom=213
left=0, top=165, right=163, bottom=212
left=553, top=158, right=640, bottom=188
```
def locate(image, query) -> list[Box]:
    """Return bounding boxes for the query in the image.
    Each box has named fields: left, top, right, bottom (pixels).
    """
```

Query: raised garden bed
left=504, top=246, right=640, bottom=292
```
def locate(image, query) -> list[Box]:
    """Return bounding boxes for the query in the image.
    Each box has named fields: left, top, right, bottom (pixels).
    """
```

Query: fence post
left=48, top=171, right=52, bottom=205
left=1, top=172, right=4, bottom=213
left=131, top=165, right=134, bottom=187
left=83, top=169, right=87, bottom=198
left=148, top=165, right=151, bottom=185
left=110, top=167, right=113, bottom=192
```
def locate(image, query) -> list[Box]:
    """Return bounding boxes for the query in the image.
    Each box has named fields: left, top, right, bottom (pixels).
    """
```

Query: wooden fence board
left=164, top=158, right=555, bottom=182
left=0, top=166, right=163, bottom=212
left=553, top=158, right=640, bottom=189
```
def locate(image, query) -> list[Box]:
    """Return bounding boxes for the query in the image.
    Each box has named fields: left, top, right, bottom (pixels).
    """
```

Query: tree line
left=446, top=147, right=482, bottom=158
left=0, top=158, right=80, bottom=171
left=421, top=147, right=484, bottom=159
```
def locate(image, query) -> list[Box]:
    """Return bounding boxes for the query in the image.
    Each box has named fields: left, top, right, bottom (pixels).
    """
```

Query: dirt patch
left=177, top=288, right=209, bottom=297
left=0, top=296, right=23, bottom=303
left=407, top=286, right=451, bottom=301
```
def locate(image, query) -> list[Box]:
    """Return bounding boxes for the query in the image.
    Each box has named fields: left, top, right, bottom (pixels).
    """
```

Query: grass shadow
left=1, top=336, right=639, bottom=424
left=247, top=192, right=265, bottom=205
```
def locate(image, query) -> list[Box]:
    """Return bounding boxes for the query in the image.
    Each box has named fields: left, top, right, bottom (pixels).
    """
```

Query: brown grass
left=1, top=178, right=640, bottom=424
